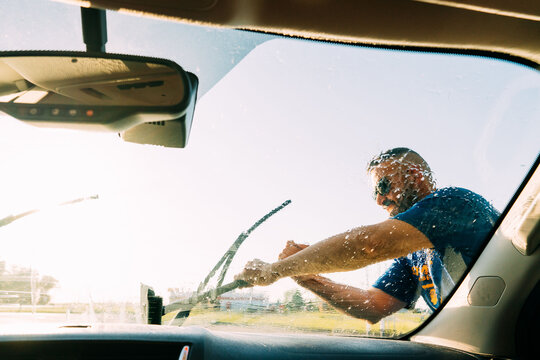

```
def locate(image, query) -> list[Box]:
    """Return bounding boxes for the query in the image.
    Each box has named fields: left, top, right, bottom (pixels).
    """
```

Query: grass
left=1, top=303, right=426, bottom=337
left=178, top=306, right=426, bottom=337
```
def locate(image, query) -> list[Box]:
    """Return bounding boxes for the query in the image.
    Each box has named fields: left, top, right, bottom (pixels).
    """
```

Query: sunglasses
left=373, top=177, right=391, bottom=200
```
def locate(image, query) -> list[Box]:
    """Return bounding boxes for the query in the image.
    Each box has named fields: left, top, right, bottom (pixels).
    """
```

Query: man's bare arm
left=294, top=275, right=406, bottom=324
left=235, top=219, right=432, bottom=285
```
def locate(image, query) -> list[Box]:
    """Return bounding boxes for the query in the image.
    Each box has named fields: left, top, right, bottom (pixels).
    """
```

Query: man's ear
left=406, top=166, right=423, bottom=186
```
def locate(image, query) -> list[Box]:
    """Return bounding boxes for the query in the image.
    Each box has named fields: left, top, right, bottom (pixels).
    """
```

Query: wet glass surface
left=0, top=0, right=539, bottom=338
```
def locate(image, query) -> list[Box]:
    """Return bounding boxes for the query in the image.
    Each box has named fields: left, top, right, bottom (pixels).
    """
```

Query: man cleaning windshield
left=235, top=147, right=500, bottom=323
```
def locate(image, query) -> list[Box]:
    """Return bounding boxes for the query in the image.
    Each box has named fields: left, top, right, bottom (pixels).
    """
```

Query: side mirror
left=0, top=51, right=198, bottom=147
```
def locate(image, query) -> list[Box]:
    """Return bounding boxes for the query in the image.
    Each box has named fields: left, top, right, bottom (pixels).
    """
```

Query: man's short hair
left=366, top=147, right=431, bottom=174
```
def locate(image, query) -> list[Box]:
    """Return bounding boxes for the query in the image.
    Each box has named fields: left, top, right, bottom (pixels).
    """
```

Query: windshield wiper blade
left=0, top=195, right=99, bottom=228
left=142, top=199, right=292, bottom=326
left=197, top=199, right=291, bottom=293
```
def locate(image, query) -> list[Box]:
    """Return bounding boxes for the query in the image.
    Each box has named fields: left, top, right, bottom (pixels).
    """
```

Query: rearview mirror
left=0, top=51, right=198, bottom=147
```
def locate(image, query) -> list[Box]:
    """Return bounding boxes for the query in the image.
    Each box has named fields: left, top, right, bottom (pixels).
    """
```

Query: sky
left=0, top=0, right=539, bottom=309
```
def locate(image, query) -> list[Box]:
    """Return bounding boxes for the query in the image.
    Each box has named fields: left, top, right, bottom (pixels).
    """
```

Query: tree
left=0, top=261, right=58, bottom=305
left=283, top=289, right=305, bottom=311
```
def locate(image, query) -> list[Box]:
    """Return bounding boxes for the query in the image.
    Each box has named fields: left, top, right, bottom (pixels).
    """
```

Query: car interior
left=0, top=0, right=538, bottom=359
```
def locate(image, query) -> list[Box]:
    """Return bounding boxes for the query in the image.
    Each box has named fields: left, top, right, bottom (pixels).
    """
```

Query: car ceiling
left=62, top=0, right=540, bottom=66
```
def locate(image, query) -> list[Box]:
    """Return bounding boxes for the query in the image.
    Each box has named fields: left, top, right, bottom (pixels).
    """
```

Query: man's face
left=370, top=160, right=420, bottom=217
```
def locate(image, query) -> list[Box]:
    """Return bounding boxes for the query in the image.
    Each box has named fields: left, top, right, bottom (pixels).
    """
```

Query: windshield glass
left=0, top=0, right=539, bottom=338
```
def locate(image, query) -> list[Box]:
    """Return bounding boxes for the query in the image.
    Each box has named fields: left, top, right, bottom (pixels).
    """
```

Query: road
left=0, top=311, right=138, bottom=325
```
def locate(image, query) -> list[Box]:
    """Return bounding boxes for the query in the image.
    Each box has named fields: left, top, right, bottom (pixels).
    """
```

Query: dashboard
left=0, top=324, right=486, bottom=359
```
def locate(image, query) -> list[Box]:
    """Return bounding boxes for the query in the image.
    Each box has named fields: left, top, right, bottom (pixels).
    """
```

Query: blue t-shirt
left=372, top=187, right=500, bottom=311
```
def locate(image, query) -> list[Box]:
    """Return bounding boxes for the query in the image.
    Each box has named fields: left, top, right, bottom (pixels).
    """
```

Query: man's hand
left=278, top=240, right=309, bottom=260
left=235, top=241, right=310, bottom=287
left=234, top=258, right=280, bottom=287
left=278, top=241, right=319, bottom=283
